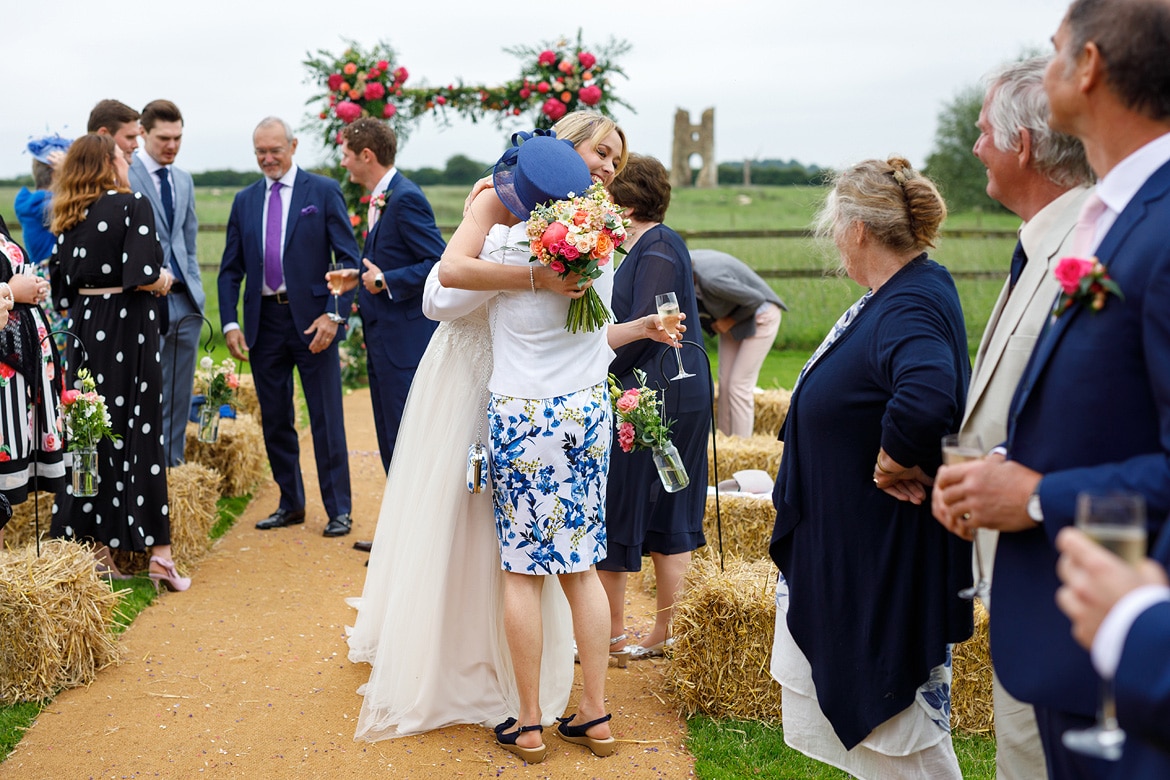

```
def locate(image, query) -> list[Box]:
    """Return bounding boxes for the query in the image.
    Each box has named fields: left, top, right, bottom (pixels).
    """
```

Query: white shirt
left=135, top=148, right=168, bottom=203
left=1092, top=585, right=1170, bottom=679
left=1084, top=131, right=1170, bottom=253
left=423, top=223, right=615, bottom=399
left=224, top=164, right=298, bottom=334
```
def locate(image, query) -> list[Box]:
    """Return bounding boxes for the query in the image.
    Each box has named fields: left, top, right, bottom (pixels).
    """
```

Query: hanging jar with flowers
left=195, top=356, right=239, bottom=443
left=59, top=368, right=117, bottom=497
left=608, top=368, right=690, bottom=493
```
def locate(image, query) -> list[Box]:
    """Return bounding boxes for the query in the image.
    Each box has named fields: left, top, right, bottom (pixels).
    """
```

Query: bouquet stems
left=566, top=288, right=613, bottom=333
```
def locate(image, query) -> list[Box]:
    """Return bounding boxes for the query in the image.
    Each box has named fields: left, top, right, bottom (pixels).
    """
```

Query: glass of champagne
left=1062, top=490, right=1147, bottom=761
left=941, top=432, right=988, bottom=600
left=327, top=261, right=346, bottom=323
left=655, top=292, right=694, bottom=380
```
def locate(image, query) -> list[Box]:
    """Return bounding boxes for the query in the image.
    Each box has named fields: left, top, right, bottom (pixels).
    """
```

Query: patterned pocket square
left=300, top=205, right=318, bottom=216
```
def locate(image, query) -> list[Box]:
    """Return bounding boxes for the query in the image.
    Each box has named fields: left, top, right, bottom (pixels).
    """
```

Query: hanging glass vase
left=72, top=446, right=99, bottom=497
left=198, top=404, right=221, bottom=444
left=651, top=441, right=690, bottom=493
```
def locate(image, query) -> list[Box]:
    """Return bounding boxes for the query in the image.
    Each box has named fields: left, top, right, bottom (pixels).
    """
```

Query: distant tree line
left=714, top=159, right=826, bottom=187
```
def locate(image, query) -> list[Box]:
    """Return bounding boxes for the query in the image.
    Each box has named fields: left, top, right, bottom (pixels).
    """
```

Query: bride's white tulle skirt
left=346, top=308, right=574, bottom=741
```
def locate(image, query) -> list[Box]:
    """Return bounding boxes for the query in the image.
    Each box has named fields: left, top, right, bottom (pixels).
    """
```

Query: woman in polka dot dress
left=47, top=134, right=189, bottom=591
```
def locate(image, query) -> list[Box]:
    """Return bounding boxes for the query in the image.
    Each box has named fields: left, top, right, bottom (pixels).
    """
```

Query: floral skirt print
left=488, top=382, right=611, bottom=575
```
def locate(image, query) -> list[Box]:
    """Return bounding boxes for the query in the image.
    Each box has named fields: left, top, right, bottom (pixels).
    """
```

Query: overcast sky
left=5, top=0, right=1071, bottom=181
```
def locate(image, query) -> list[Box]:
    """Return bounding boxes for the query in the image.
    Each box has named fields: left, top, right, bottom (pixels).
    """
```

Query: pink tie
left=367, top=198, right=381, bottom=230
left=1071, top=192, right=1107, bottom=257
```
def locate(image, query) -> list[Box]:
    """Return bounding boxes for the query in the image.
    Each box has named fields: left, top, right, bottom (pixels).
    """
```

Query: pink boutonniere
left=370, top=191, right=388, bottom=212
left=1052, top=256, right=1124, bottom=318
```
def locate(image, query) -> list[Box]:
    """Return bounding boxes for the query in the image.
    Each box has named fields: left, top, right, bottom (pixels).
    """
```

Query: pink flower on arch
left=542, top=98, right=567, bottom=122
left=537, top=50, right=557, bottom=67
left=364, top=82, right=386, bottom=101
left=335, top=101, right=362, bottom=123
left=578, top=51, right=597, bottom=70
left=578, top=85, right=603, bottom=106
left=327, top=73, right=344, bottom=91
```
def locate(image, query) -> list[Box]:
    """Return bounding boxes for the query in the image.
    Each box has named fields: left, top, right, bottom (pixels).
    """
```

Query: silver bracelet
left=529, top=264, right=536, bottom=294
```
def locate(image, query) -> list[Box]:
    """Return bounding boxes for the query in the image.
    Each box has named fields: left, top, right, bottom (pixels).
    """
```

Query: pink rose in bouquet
left=383, top=104, right=397, bottom=118
left=327, top=73, right=344, bottom=91
left=541, top=221, right=568, bottom=250
left=578, top=85, right=603, bottom=106
left=62, top=388, right=81, bottom=405
left=609, top=369, right=677, bottom=455
left=393, top=66, right=409, bottom=83
left=364, top=82, right=386, bottom=100
left=538, top=50, right=557, bottom=66
left=578, top=51, right=597, bottom=70
left=377, top=59, right=390, bottom=71
left=536, top=81, right=551, bottom=94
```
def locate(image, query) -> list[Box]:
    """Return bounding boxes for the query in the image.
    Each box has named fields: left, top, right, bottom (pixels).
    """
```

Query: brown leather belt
left=263, top=291, right=290, bottom=304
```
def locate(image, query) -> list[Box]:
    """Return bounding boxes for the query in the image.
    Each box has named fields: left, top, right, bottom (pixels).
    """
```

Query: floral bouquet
left=609, top=368, right=689, bottom=492
left=526, top=181, right=628, bottom=332
left=197, top=356, right=239, bottom=411
left=59, top=368, right=117, bottom=451
left=1053, top=256, right=1124, bottom=318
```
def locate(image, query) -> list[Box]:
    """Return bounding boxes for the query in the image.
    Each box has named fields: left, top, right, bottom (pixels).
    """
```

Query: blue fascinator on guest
left=26, top=132, right=73, bottom=164
left=492, top=129, right=592, bottom=220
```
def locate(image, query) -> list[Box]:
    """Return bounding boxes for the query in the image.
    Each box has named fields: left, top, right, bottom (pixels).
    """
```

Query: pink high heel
left=148, top=556, right=191, bottom=592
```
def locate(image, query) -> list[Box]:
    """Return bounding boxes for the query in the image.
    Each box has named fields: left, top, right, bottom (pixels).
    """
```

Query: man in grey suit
left=948, top=56, right=1092, bottom=780
left=130, top=99, right=204, bottom=467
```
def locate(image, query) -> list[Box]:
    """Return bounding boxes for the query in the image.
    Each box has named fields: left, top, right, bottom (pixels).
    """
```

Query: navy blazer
left=357, top=172, right=444, bottom=369
left=218, top=168, right=359, bottom=348
left=994, top=159, right=1170, bottom=717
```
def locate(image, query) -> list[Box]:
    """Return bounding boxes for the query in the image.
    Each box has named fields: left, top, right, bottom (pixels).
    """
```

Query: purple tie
left=265, top=181, right=284, bottom=291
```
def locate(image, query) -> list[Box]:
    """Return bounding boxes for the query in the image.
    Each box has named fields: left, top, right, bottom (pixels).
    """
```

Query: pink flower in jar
left=62, top=388, right=81, bottom=405
left=616, top=389, right=640, bottom=413
left=618, top=422, right=636, bottom=453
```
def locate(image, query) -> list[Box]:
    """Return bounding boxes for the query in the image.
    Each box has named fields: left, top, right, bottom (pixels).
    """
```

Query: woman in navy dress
left=599, top=154, right=709, bottom=660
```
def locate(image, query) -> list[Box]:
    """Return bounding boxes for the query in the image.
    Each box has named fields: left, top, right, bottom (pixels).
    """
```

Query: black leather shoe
left=255, top=508, right=305, bottom=530
left=353, top=540, right=372, bottom=553
left=324, top=514, right=352, bottom=537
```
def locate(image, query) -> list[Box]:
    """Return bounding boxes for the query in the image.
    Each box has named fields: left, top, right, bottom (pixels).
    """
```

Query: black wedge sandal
left=494, top=717, right=547, bottom=764
left=555, top=712, right=616, bottom=757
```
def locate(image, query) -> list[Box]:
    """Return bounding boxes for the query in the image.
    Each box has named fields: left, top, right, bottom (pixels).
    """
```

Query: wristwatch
left=374, top=273, right=385, bottom=291
left=1026, top=490, right=1044, bottom=523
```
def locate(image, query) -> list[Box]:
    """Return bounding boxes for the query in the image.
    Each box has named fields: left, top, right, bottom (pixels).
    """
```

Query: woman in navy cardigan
left=768, top=157, right=973, bottom=779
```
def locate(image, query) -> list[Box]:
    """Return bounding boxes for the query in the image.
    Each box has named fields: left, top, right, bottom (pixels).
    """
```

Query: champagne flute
left=942, top=433, right=987, bottom=600
left=655, top=292, right=694, bottom=380
left=327, top=261, right=346, bottom=323
left=1062, top=490, right=1147, bottom=761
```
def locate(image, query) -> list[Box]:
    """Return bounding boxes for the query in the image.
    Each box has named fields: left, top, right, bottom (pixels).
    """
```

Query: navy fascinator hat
left=493, top=130, right=593, bottom=220
left=26, top=132, right=73, bottom=164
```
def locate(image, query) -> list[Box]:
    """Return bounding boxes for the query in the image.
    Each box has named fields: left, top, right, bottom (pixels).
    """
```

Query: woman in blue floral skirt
left=434, top=122, right=678, bottom=764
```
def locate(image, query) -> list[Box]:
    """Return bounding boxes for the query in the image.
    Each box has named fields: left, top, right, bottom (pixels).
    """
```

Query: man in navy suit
left=130, top=99, right=204, bottom=467
left=218, top=117, right=360, bottom=538
left=934, top=0, right=1170, bottom=776
left=334, top=118, right=443, bottom=474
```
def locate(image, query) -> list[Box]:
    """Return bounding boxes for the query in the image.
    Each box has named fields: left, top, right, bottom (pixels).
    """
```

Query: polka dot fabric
left=49, top=192, right=171, bottom=551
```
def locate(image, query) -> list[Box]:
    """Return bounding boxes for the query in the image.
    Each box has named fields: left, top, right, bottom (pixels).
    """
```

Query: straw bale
left=2, top=491, right=55, bottom=549
left=751, top=389, right=791, bottom=437
left=711, top=386, right=792, bottom=437
left=664, top=556, right=783, bottom=721
left=708, top=432, right=784, bottom=482
left=700, top=492, right=774, bottom=563
left=165, top=462, right=222, bottom=569
left=951, top=598, right=994, bottom=735
left=185, top=412, right=266, bottom=497
left=0, top=539, right=123, bottom=704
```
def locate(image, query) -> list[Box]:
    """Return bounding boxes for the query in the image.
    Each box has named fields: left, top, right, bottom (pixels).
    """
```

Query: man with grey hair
left=218, top=117, right=360, bottom=538
left=952, top=54, right=1092, bottom=780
